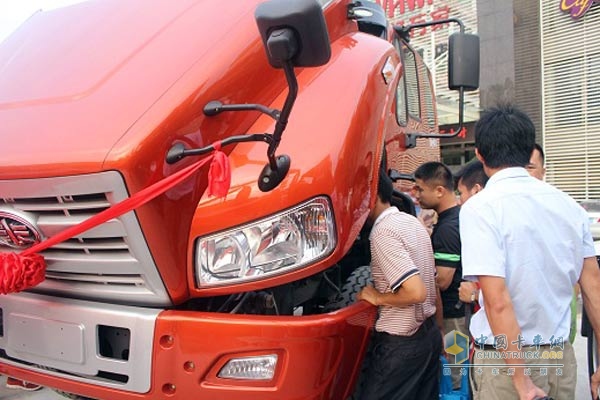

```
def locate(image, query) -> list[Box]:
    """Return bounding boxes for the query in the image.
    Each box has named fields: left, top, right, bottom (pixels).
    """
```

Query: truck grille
left=0, top=172, right=171, bottom=306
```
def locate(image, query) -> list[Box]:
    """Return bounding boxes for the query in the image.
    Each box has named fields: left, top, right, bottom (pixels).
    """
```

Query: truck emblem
left=0, top=211, right=42, bottom=249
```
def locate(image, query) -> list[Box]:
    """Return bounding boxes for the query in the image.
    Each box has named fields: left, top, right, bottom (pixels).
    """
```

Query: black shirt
left=431, top=205, right=464, bottom=318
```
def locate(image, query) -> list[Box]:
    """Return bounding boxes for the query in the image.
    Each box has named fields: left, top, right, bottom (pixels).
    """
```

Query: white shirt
left=460, top=167, right=595, bottom=345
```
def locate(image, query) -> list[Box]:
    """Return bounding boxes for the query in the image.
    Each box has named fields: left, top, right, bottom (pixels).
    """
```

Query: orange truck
left=0, top=0, right=478, bottom=399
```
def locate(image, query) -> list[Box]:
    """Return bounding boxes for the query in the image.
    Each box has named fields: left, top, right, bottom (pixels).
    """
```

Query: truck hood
left=0, top=0, right=260, bottom=177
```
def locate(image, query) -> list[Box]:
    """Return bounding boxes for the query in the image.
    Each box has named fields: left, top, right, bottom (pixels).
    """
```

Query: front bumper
left=0, top=293, right=375, bottom=400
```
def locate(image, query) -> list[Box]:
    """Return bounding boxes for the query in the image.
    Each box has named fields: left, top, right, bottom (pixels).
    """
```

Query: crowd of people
left=357, top=104, right=600, bottom=400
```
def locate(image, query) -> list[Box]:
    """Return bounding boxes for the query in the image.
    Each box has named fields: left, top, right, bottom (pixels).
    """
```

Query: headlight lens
left=196, top=197, right=336, bottom=287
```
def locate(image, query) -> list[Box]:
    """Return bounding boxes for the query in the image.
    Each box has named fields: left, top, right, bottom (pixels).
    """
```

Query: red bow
left=207, top=142, right=232, bottom=198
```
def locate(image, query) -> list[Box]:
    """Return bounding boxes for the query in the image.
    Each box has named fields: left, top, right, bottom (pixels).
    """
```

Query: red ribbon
left=1, top=146, right=231, bottom=295
left=207, top=141, right=231, bottom=198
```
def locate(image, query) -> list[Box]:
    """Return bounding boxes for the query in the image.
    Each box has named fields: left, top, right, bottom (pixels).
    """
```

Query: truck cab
left=0, top=1, right=478, bottom=399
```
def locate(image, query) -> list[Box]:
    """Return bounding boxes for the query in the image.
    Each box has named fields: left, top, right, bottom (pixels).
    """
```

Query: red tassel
left=0, top=252, right=46, bottom=295
left=207, top=141, right=231, bottom=198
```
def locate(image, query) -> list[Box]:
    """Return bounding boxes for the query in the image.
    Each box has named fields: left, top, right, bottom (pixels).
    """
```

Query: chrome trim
left=0, top=172, right=171, bottom=306
left=0, top=292, right=159, bottom=393
left=0, top=209, right=41, bottom=249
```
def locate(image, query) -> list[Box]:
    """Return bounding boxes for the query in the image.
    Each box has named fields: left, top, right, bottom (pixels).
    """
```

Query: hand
left=417, top=209, right=436, bottom=235
left=513, top=375, right=547, bottom=400
left=459, top=281, right=479, bottom=303
left=357, top=285, right=379, bottom=306
left=591, top=367, right=600, bottom=400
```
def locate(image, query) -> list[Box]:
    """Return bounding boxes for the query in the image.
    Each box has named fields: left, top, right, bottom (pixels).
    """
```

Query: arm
left=578, top=256, right=600, bottom=399
left=358, top=274, right=426, bottom=307
left=436, top=265, right=456, bottom=291
left=435, top=285, right=444, bottom=330
left=479, top=275, right=547, bottom=400
left=435, top=285, right=445, bottom=352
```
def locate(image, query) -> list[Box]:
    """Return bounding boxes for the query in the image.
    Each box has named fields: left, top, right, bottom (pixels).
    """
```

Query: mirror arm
left=267, top=60, right=297, bottom=170
left=203, top=101, right=280, bottom=121
left=167, top=51, right=297, bottom=192
left=395, top=18, right=464, bottom=41
left=254, top=60, right=295, bottom=192
left=405, top=86, right=465, bottom=146
left=165, top=134, right=272, bottom=164
left=388, top=169, right=415, bottom=182
left=397, top=18, right=469, bottom=149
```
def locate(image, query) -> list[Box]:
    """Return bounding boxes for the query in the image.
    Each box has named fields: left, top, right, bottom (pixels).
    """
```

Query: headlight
left=218, top=354, right=278, bottom=380
left=196, top=197, right=336, bottom=287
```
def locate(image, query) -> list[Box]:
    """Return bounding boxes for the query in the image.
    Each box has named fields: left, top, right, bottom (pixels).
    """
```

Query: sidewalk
left=0, top=376, right=66, bottom=400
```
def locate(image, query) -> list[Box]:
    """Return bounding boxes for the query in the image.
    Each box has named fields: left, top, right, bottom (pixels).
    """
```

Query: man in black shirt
left=414, top=161, right=465, bottom=390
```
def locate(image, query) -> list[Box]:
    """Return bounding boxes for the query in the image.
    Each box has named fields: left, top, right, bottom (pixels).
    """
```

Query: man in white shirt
left=460, top=105, right=600, bottom=400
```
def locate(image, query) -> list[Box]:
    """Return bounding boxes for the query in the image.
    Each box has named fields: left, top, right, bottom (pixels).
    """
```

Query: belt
left=375, top=316, right=437, bottom=342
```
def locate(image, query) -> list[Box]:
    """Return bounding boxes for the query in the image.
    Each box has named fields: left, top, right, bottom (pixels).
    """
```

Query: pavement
left=0, top=301, right=596, bottom=399
left=0, top=376, right=65, bottom=400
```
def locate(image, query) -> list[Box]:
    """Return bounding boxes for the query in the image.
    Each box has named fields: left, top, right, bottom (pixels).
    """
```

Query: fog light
left=217, top=354, right=278, bottom=380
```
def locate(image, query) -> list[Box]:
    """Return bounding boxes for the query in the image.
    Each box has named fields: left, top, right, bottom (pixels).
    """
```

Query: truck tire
left=54, top=390, right=94, bottom=400
left=328, top=265, right=372, bottom=309
left=325, top=265, right=373, bottom=400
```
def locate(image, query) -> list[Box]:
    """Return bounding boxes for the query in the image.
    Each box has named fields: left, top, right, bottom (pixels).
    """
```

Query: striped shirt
left=369, top=206, right=437, bottom=336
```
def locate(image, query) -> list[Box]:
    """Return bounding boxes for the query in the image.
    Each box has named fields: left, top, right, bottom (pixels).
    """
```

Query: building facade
left=541, top=1, right=600, bottom=199
left=378, top=0, right=600, bottom=200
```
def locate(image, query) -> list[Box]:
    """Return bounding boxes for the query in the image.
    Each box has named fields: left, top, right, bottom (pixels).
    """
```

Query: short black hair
left=414, top=161, right=454, bottom=191
left=475, top=105, right=535, bottom=169
left=377, top=169, right=393, bottom=204
left=456, top=160, right=488, bottom=190
left=533, top=143, right=545, bottom=165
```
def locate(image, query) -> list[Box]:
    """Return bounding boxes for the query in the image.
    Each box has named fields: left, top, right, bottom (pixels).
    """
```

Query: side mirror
left=394, top=19, right=480, bottom=148
left=255, top=0, right=331, bottom=68
left=448, top=32, right=480, bottom=91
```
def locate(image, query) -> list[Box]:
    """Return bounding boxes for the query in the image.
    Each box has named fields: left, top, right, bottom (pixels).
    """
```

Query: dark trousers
left=359, top=317, right=442, bottom=400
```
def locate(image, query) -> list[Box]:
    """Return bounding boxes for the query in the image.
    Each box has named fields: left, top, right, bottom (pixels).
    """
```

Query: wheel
left=324, top=265, right=373, bottom=400
left=54, top=390, right=95, bottom=400
left=327, top=265, right=372, bottom=310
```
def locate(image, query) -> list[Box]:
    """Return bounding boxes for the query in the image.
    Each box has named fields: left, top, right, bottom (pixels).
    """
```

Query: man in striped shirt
left=357, top=172, right=441, bottom=400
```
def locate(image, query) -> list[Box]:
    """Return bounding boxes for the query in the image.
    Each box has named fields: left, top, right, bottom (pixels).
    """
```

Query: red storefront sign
left=376, top=0, right=451, bottom=36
